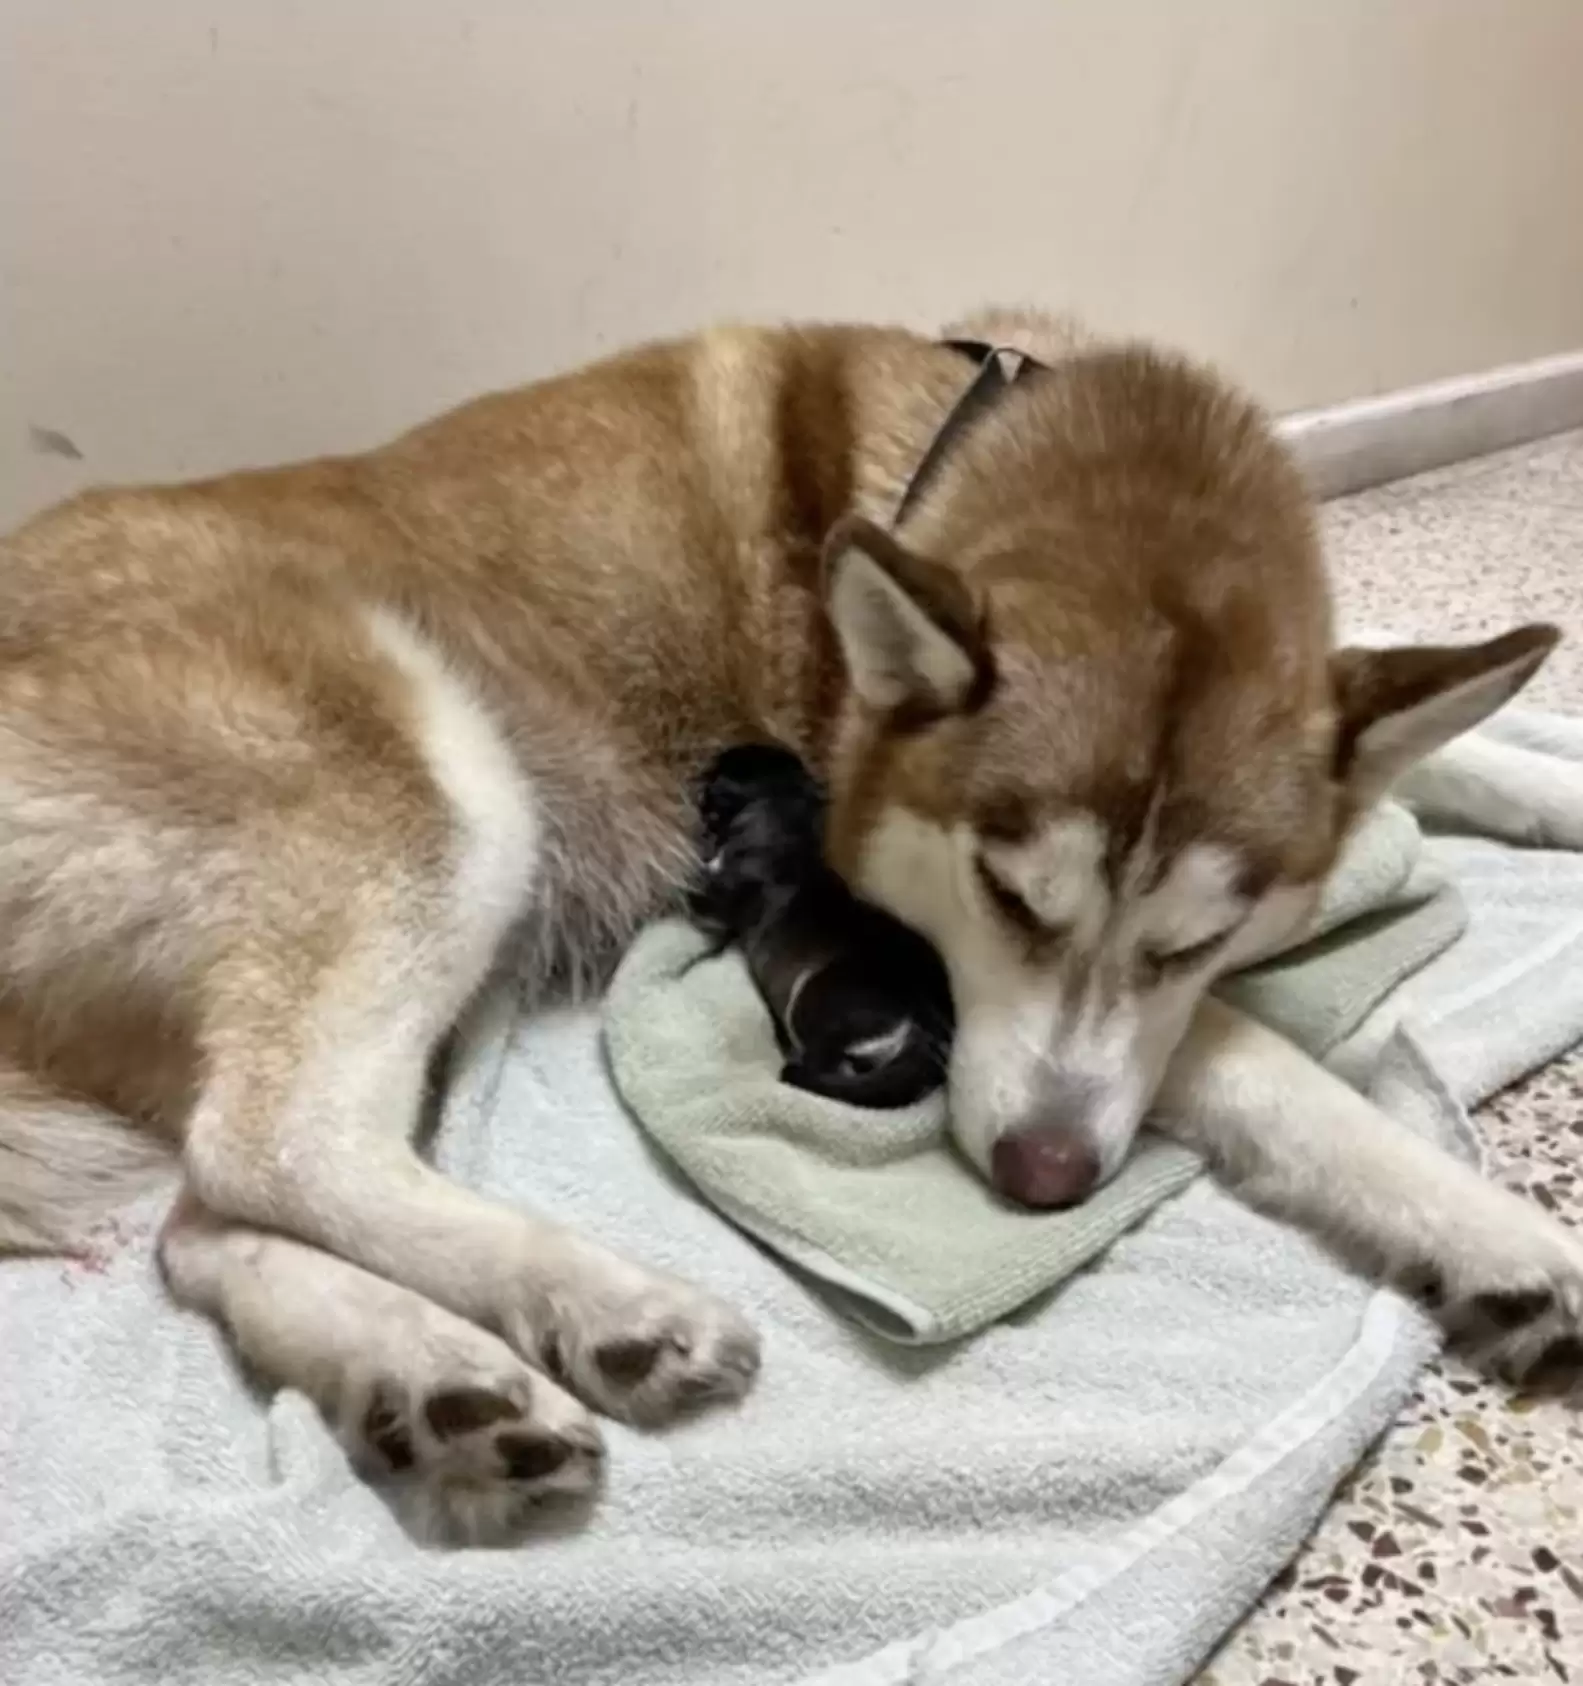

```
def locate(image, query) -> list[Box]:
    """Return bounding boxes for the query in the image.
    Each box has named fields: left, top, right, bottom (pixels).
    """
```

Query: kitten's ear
left=1331, top=624, right=1559, bottom=802
left=821, top=517, right=990, bottom=719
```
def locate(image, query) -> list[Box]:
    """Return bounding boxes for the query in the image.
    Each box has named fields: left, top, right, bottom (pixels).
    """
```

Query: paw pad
left=594, top=1336, right=665, bottom=1386
left=424, top=1385, right=523, bottom=1439
left=1524, top=1334, right=1583, bottom=1392
left=498, top=1431, right=587, bottom=1482
left=1468, top=1287, right=1555, bottom=1331
left=363, top=1388, right=416, bottom=1472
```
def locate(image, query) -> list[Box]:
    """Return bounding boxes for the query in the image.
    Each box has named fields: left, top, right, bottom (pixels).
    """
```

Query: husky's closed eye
left=1137, top=926, right=1237, bottom=984
left=974, top=857, right=1067, bottom=948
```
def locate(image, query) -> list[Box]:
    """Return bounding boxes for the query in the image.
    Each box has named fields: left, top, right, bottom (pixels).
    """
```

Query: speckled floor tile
left=1439, top=427, right=1583, bottom=512
left=1321, top=427, right=1583, bottom=517
left=1200, top=432, right=1583, bottom=1685
left=1321, top=435, right=1583, bottom=713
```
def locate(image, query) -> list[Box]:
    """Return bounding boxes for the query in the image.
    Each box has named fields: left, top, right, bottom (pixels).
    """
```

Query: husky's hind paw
left=349, top=1327, right=605, bottom=1545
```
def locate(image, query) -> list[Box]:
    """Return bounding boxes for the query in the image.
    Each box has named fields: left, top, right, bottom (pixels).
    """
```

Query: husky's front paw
left=1410, top=1230, right=1583, bottom=1390
left=506, top=1255, right=761, bottom=1426
left=346, top=1317, right=605, bottom=1545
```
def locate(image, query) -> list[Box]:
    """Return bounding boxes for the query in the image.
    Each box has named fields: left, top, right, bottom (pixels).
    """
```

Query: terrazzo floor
left=1201, top=429, right=1583, bottom=1686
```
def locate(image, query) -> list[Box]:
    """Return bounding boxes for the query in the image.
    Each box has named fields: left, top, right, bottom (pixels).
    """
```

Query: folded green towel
left=603, top=801, right=1465, bottom=1342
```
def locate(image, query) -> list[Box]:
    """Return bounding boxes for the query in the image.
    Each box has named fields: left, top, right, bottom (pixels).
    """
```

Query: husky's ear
left=822, top=517, right=990, bottom=719
left=1331, top=623, right=1559, bottom=800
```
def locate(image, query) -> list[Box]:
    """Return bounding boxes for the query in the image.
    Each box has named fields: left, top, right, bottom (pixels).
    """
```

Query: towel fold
left=604, top=799, right=1465, bottom=1342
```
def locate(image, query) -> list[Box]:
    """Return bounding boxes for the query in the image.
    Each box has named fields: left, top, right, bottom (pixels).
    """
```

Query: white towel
left=4, top=711, right=1583, bottom=1686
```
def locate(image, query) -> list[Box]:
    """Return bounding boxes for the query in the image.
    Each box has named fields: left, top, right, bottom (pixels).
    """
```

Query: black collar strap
left=891, top=339, right=1044, bottom=529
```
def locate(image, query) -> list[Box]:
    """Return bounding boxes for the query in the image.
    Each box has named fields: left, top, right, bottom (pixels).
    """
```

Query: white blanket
left=4, top=711, right=1583, bottom=1686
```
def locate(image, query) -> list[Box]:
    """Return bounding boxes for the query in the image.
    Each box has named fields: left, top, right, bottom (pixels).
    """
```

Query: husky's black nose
left=990, top=1125, right=1100, bottom=1209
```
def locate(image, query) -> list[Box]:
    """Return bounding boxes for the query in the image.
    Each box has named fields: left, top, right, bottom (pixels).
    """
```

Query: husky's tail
left=0, top=1074, right=172, bottom=1254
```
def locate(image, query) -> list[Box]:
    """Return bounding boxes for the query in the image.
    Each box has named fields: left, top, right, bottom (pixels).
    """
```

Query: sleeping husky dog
left=2, top=306, right=1581, bottom=1541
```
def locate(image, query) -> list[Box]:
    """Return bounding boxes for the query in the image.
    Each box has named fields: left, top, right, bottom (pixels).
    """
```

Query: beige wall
left=5, top=0, right=1583, bottom=526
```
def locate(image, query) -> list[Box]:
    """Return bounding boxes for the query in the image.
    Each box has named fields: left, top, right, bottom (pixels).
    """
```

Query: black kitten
left=689, top=744, right=953, bottom=1107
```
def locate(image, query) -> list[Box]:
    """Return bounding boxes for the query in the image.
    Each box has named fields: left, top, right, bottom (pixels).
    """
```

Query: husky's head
left=820, top=338, right=1556, bottom=1208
